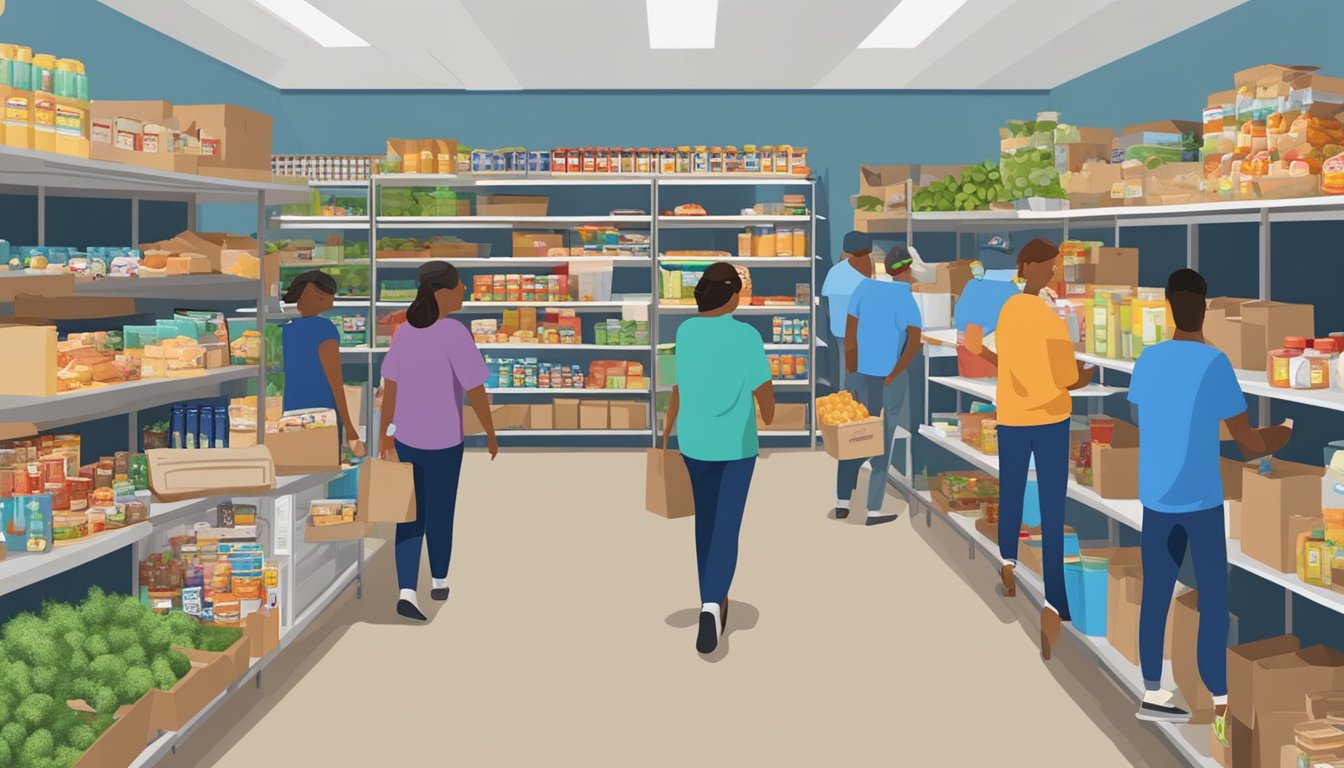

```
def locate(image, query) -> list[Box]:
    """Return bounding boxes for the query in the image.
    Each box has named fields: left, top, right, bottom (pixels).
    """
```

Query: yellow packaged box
left=0, top=324, right=58, bottom=396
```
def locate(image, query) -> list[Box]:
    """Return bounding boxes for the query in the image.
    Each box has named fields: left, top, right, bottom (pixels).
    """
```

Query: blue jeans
left=836, top=371, right=908, bottom=513
left=997, top=419, right=1072, bottom=621
left=1140, top=505, right=1229, bottom=695
left=393, top=441, right=465, bottom=591
left=683, top=455, right=756, bottom=605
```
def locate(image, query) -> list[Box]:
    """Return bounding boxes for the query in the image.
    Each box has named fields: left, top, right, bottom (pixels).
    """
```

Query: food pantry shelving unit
left=0, top=145, right=371, bottom=766
left=270, top=174, right=821, bottom=447
left=887, top=195, right=1344, bottom=768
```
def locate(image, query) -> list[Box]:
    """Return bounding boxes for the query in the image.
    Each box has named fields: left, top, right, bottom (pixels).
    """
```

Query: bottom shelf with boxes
left=465, top=398, right=650, bottom=434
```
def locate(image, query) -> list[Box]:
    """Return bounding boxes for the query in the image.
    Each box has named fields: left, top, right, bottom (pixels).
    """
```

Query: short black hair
left=694, top=262, right=743, bottom=313
left=1165, top=268, right=1208, bottom=332
left=282, top=270, right=337, bottom=304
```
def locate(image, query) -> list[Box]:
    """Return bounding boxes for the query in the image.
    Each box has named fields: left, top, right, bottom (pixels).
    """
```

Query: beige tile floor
left=164, top=448, right=1180, bottom=767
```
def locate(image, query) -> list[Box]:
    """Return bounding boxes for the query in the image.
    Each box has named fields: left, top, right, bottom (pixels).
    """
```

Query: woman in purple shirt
left=379, top=261, right=497, bottom=622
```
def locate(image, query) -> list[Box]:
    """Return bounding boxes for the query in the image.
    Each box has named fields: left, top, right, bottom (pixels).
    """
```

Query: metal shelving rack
left=274, top=173, right=821, bottom=447
left=0, top=146, right=368, bottom=766
left=886, top=193, right=1344, bottom=768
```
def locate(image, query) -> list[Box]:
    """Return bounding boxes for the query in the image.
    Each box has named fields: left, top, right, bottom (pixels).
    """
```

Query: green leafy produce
left=912, top=160, right=1010, bottom=212
left=855, top=194, right=884, bottom=212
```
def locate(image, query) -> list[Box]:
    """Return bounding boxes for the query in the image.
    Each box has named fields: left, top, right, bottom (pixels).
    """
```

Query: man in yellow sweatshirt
left=967, top=238, right=1091, bottom=660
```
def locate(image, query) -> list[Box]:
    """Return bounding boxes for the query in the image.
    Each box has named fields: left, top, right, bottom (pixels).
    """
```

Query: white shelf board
left=1227, top=540, right=1344, bottom=614
left=340, top=346, right=385, bottom=355
left=484, top=429, right=651, bottom=437
left=659, top=255, right=814, bottom=267
left=658, top=304, right=809, bottom=315
left=922, top=498, right=1216, bottom=768
left=306, top=179, right=370, bottom=189
left=770, top=379, right=812, bottom=387
left=478, top=343, right=650, bottom=351
left=908, top=195, right=1344, bottom=232
left=374, top=173, right=655, bottom=187
left=657, top=215, right=813, bottom=229
left=452, top=299, right=650, bottom=313
left=376, top=215, right=651, bottom=230
left=0, top=366, right=257, bottom=429
left=270, top=215, right=370, bottom=230
left=929, top=375, right=1126, bottom=401
left=0, top=523, right=151, bottom=598
left=0, top=144, right=309, bottom=204
left=487, top=388, right=648, bottom=396
left=149, top=470, right=345, bottom=525
left=764, top=344, right=811, bottom=351
left=376, top=256, right=650, bottom=268
left=656, top=176, right=813, bottom=186
left=1080, top=352, right=1344, bottom=413
left=759, top=430, right=818, bottom=437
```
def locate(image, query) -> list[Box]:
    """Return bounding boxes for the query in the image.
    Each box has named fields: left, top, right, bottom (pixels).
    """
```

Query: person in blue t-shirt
left=832, top=246, right=922, bottom=525
left=1128, top=269, right=1290, bottom=739
left=281, top=270, right=365, bottom=457
left=821, top=231, right=875, bottom=388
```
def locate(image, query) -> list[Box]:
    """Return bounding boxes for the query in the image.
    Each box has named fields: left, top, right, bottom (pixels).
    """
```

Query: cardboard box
left=1091, top=247, right=1139, bottom=287
left=1055, top=142, right=1111, bottom=173
left=1204, top=298, right=1259, bottom=369
left=1223, top=458, right=1249, bottom=501
left=0, top=324, right=58, bottom=396
left=1229, top=716, right=1253, bottom=768
left=1229, top=500, right=1243, bottom=540
left=265, top=424, right=340, bottom=475
left=1306, top=692, right=1344, bottom=719
left=304, top=516, right=374, bottom=542
left=1255, top=712, right=1310, bottom=768
left=1228, top=634, right=1301, bottom=725
left=554, top=398, right=580, bottom=430
left=1122, top=119, right=1202, bottom=137
left=149, top=647, right=235, bottom=731
left=91, top=99, right=174, bottom=125
left=491, top=404, right=531, bottom=430
left=958, top=412, right=996, bottom=450
left=1241, top=460, right=1324, bottom=571
left=512, top=232, right=565, bottom=257
left=820, top=416, right=884, bottom=460
left=1241, top=301, right=1316, bottom=365
left=0, top=272, right=75, bottom=302
left=1253, top=646, right=1344, bottom=717
left=478, top=195, right=548, bottom=217
left=1234, top=64, right=1318, bottom=92
left=1210, top=720, right=1232, bottom=767
left=580, top=400, right=610, bottom=430
left=1172, top=590, right=1216, bottom=723
left=146, top=446, right=276, bottom=502
left=1067, top=160, right=1124, bottom=209
left=759, top=403, right=807, bottom=431
left=72, top=694, right=154, bottom=768
left=927, top=259, right=973, bottom=297
left=357, top=457, right=415, bottom=524
left=529, top=403, right=554, bottom=431
left=429, top=242, right=487, bottom=260
left=1144, top=162, right=1205, bottom=206
left=609, top=401, right=648, bottom=431
left=245, top=606, right=281, bottom=659
left=854, top=164, right=915, bottom=233
left=90, top=139, right=201, bottom=174
left=174, top=104, right=274, bottom=173
left=1093, top=445, right=1139, bottom=499
left=646, top=448, right=693, bottom=518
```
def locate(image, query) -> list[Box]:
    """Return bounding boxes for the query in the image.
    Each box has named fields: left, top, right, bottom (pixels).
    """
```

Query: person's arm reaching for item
left=465, top=385, right=498, bottom=460
left=887, top=326, right=922, bottom=385
left=1223, top=412, right=1292, bottom=460
left=319, top=338, right=364, bottom=457
left=662, top=387, right=680, bottom=450
left=965, top=323, right=998, bottom=367
left=379, top=378, right=398, bottom=459
left=1206, top=351, right=1290, bottom=459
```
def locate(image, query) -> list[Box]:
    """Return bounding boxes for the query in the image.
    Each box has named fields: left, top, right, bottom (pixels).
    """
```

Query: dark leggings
left=393, top=441, right=465, bottom=591
left=997, top=419, right=1072, bottom=621
left=683, top=455, right=757, bottom=605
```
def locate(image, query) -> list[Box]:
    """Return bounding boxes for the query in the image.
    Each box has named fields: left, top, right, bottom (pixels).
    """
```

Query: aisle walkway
left=168, top=449, right=1177, bottom=767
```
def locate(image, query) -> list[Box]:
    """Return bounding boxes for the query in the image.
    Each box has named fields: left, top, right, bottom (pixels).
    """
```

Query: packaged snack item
left=182, top=586, right=203, bottom=618
left=1324, top=150, right=1344, bottom=195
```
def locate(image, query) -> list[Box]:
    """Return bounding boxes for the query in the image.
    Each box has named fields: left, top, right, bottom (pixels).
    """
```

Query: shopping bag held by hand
left=646, top=448, right=694, bottom=519
left=358, top=458, right=416, bottom=524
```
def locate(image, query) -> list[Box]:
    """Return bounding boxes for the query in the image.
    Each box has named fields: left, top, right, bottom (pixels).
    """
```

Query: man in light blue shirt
left=1128, top=268, right=1291, bottom=738
left=821, top=231, right=875, bottom=387
left=833, top=246, right=922, bottom=525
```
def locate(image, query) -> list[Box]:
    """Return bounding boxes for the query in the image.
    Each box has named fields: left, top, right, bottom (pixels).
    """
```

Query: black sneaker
left=833, top=507, right=850, bottom=520
left=696, top=611, right=719, bottom=655
left=865, top=513, right=898, bottom=526
left=1136, top=700, right=1191, bottom=723
left=397, top=599, right=428, bottom=622
left=430, top=587, right=450, bottom=601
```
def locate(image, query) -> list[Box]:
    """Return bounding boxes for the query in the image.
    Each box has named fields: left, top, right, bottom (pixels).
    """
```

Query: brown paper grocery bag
left=646, top=448, right=694, bottom=518
left=357, top=458, right=416, bottom=523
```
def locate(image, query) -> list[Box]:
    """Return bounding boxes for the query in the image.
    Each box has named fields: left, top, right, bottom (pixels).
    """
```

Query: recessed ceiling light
left=859, top=0, right=969, bottom=49
left=647, top=0, right=718, bottom=49
left=253, top=0, right=370, bottom=48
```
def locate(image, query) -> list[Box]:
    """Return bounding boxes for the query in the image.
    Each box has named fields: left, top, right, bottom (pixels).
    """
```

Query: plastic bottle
left=742, top=144, right=760, bottom=174
left=1268, top=337, right=1305, bottom=388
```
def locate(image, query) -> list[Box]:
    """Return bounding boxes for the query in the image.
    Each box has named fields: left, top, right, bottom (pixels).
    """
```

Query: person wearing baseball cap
left=833, top=245, right=922, bottom=525
left=822, top=231, right=876, bottom=388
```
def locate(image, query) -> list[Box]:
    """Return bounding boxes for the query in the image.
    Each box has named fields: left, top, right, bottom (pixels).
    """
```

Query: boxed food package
left=529, top=403, right=554, bottom=431
left=820, top=417, right=883, bottom=461
left=1092, top=419, right=1140, bottom=499
left=1241, top=460, right=1325, bottom=571
left=1241, top=301, right=1316, bottom=366
left=148, top=646, right=237, bottom=731
left=146, top=446, right=276, bottom=502
left=512, top=232, right=565, bottom=257
left=1072, top=247, right=1139, bottom=288
left=1172, top=590, right=1216, bottom=723
left=304, top=498, right=371, bottom=541
left=853, top=165, right=915, bottom=232
left=173, top=104, right=274, bottom=179
left=478, top=195, right=548, bottom=216
left=1066, top=160, right=1124, bottom=209
left=958, top=412, right=996, bottom=451
left=491, top=404, right=531, bottom=430
left=609, top=401, right=647, bottom=431
left=554, top=398, right=580, bottom=430
left=1251, top=646, right=1344, bottom=768
left=1144, top=162, right=1205, bottom=206
left=927, top=259, right=973, bottom=297
left=1228, top=634, right=1301, bottom=726
left=0, top=324, right=58, bottom=396
left=579, top=400, right=609, bottom=430
left=936, top=471, right=998, bottom=513
left=1203, top=298, right=1259, bottom=369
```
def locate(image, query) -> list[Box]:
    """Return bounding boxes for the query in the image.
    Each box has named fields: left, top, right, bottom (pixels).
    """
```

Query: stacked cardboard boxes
left=1240, top=460, right=1324, bottom=572
left=1203, top=298, right=1315, bottom=372
left=89, top=101, right=273, bottom=180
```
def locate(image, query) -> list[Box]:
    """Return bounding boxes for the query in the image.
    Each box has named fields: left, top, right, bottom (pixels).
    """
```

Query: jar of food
left=635, top=148, right=652, bottom=174
left=595, top=147, right=610, bottom=174
left=707, top=146, right=724, bottom=174
left=760, top=145, right=775, bottom=173
left=724, top=146, right=739, bottom=174
left=580, top=147, right=595, bottom=174
left=620, top=148, right=635, bottom=174
left=676, top=146, right=692, bottom=174
left=551, top=148, right=567, bottom=174
left=658, top=148, right=675, bottom=175
left=774, top=145, right=791, bottom=173
left=1302, top=339, right=1333, bottom=390
left=1271, top=336, right=1307, bottom=388
left=692, top=145, right=709, bottom=174
left=68, top=477, right=91, bottom=512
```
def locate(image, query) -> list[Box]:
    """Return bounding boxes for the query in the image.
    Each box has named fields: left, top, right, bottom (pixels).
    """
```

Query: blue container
left=1023, top=478, right=1041, bottom=528
left=185, top=406, right=200, bottom=449
left=170, top=404, right=186, bottom=449
left=1064, top=556, right=1109, bottom=637
left=199, top=406, right=214, bottom=450
left=214, top=409, right=229, bottom=448
left=327, top=465, right=359, bottom=499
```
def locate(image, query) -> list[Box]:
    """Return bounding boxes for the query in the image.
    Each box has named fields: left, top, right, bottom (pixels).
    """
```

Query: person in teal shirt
left=663, top=262, right=775, bottom=655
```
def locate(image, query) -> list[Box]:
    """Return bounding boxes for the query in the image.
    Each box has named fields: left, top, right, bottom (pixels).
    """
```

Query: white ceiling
left=98, top=0, right=1246, bottom=90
